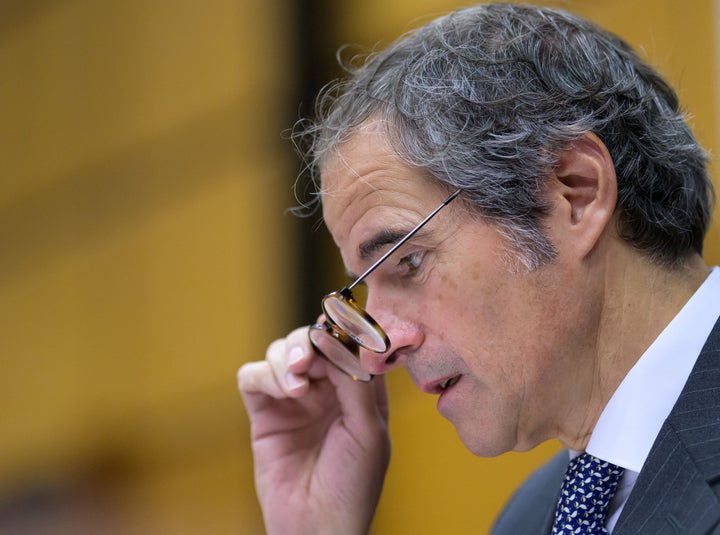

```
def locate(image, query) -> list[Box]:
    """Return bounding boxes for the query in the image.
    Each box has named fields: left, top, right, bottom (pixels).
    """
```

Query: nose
left=359, top=300, right=424, bottom=375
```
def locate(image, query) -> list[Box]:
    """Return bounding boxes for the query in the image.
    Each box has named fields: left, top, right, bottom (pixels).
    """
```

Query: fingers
left=324, top=362, right=390, bottom=434
left=237, top=326, right=317, bottom=400
left=237, top=360, right=284, bottom=399
left=237, top=324, right=389, bottom=434
left=373, top=374, right=390, bottom=422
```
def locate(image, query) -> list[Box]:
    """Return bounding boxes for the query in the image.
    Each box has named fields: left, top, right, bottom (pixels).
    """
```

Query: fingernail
left=285, top=371, right=307, bottom=391
left=289, top=346, right=304, bottom=366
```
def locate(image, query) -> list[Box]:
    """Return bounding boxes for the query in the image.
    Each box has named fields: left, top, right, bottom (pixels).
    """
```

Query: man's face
left=320, top=123, right=601, bottom=456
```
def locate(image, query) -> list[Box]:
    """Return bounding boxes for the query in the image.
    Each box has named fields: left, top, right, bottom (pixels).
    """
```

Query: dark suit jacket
left=491, top=317, right=720, bottom=534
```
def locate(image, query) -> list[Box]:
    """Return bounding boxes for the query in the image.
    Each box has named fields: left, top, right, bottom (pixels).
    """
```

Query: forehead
left=320, top=122, right=447, bottom=248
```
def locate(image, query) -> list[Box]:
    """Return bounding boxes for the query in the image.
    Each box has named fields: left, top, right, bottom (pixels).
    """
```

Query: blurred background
left=0, top=0, right=718, bottom=533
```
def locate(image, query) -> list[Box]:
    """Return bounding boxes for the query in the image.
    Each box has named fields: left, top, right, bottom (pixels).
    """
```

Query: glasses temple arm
left=347, top=188, right=461, bottom=291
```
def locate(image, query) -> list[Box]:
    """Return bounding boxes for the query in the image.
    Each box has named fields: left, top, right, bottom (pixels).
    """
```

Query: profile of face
left=320, top=121, right=608, bottom=456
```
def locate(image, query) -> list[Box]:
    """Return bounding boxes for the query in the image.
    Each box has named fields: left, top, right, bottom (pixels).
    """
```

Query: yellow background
left=0, top=1, right=717, bottom=534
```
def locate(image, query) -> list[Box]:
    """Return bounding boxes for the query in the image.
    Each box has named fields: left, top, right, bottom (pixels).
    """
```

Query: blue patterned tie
left=551, top=452, right=624, bottom=534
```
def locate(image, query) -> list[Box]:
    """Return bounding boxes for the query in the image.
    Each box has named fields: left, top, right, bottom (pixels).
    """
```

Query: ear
left=549, top=132, right=618, bottom=259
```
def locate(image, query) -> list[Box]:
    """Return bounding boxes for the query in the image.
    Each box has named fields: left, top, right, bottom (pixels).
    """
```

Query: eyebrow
left=344, top=228, right=413, bottom=281
left=358, top=228, right=412, bottom=261
left=345, top=188, right=462, bottom=284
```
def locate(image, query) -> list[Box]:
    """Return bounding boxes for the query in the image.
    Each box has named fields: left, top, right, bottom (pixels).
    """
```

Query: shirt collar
left=586, top=266, right=720, bottom=472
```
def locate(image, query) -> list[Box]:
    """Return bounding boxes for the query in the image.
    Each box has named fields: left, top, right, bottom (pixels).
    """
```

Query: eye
left=398, top=250, right=425, bottom=276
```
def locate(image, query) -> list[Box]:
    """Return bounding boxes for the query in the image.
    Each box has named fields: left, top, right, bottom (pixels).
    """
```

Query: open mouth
left=439, top=375, right=461, bottom=390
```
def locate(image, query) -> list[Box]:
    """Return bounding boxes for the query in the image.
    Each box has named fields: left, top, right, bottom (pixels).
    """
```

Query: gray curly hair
left=293, top=2, right=714, bottom=270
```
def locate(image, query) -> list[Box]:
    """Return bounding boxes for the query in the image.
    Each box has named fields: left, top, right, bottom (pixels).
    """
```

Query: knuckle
left=265, top=338, right=287, bottom=362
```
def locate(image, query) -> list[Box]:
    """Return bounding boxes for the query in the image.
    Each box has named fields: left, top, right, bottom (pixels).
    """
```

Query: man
left=238, top=3, right=719, bottom=534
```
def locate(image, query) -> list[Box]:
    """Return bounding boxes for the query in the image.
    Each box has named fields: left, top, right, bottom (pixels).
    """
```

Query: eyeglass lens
left=308, top=322, right=372, bottom=382
left=322, top=291, right=388, bottom=351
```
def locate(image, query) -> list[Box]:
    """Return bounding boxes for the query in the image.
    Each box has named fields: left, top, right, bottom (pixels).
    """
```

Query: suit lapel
left=615, top=318, right=720, bottom=534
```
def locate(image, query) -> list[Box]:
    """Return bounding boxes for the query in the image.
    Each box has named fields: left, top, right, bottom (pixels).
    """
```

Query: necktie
left=551, top=452, right=624, bottom=534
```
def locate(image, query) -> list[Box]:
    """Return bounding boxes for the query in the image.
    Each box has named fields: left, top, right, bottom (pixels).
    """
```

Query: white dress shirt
left=580, top=266, right=720, bottom=532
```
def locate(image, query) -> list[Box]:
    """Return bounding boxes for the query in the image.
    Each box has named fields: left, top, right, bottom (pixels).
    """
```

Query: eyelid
left=398, top=249, right=426, bottom=274
left=401, top=250, right=422, bottom=265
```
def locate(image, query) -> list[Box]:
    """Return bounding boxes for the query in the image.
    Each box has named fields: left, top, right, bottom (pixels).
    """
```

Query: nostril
left=384, top=353, right=398, bottom=365
left=360, top=348, right=398, bottom=375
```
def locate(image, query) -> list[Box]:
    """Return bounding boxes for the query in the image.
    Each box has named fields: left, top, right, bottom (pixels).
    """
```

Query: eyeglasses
left=309, top=188, right=461, bottom=381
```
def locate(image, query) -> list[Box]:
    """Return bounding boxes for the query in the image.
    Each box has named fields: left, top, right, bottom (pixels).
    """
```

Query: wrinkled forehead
left=320, top=122, right=389, bottom=221
left=318, top=121, right=448, bottom=249
left=319, top=119, right=394, bottom=188
left=319, top=129, right=404, bottom=244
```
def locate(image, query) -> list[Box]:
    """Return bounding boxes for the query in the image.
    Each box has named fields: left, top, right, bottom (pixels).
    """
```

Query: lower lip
left=437, top=377, right=460, bottom=410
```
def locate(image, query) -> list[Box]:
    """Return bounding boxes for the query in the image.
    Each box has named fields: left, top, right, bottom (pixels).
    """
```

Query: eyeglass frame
left=309, top=188, right=462, bottom=381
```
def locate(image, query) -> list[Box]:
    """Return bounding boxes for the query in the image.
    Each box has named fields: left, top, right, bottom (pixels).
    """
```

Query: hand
left=238, top=326, right=391, bottom=535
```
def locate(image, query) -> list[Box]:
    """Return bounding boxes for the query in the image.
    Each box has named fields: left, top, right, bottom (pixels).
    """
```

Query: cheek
left=421, top=275, right=502, bottom=356
left=421, top=272, right=464, bottom=329
left=439, top=267, right=463, bottom=290
left=440, top=273, right=509, bottom=334
left=430, top=265, right=548, bottom=377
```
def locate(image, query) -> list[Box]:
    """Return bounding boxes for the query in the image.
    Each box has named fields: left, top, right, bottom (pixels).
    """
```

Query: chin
left=456, top=428, right=512, bottom=458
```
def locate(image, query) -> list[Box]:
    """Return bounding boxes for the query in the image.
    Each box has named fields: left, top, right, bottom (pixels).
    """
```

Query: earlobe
left=553, top=133, right=618, bottom=257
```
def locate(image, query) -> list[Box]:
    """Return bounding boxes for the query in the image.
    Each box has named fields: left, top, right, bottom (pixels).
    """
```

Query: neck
left=562, top=247, right=710, bottom=450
